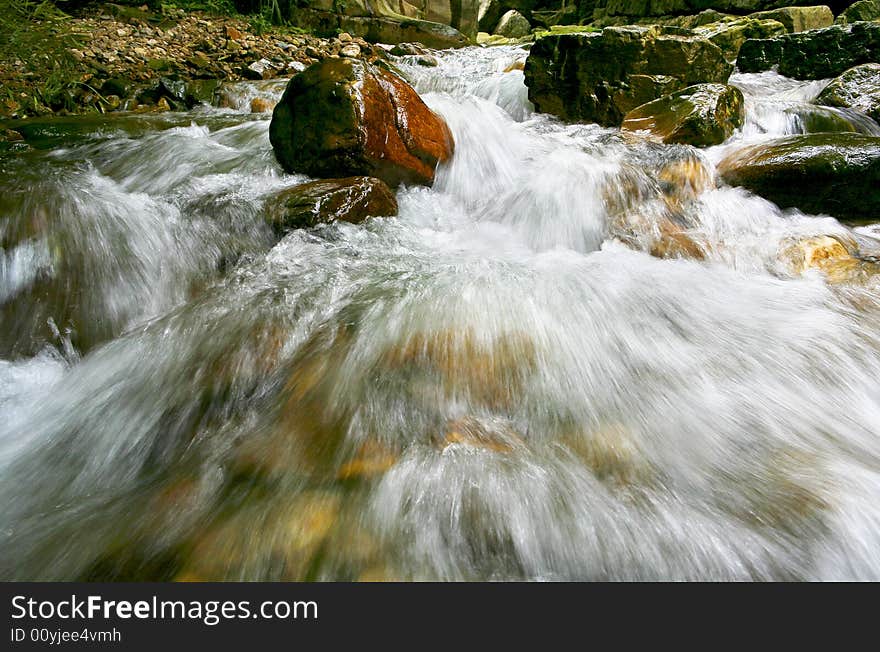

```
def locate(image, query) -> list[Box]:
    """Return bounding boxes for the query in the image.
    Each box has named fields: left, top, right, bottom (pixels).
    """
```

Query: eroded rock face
left=524, top=26, right=733, bottom=126
left=718, top=133, right=880, bottom=223
left=622, top=83, right=745, bottom=146
left=736, top=21, right=880, bottom=80
left=816, top=63, right=880, bottom=123
left=269, top=59, right=454, bottom=188
left=264, top=177, right=398, bottom=233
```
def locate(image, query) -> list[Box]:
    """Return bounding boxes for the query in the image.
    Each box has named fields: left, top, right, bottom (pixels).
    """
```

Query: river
left=1, top=45, right=879, bottom=580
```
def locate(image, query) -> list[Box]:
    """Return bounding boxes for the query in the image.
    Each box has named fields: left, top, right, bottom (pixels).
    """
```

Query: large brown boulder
left=264, top=177, right=398, bottom=234
left=269, top=59, right=454, bottom=188
left=524, top=26, right=733, bottom=126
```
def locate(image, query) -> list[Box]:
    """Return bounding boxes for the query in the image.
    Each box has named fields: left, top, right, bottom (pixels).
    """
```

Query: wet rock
left=416, top=55, right=439, bottom=66
left=269, top=59, right=454, bottom=187
left=493, top=10, right=531, bottom=39
left=564, top=423, right=654, bottom=486
left=379, top=328, right=538, bottom=411
left=622, top=83, right=745, bottom=147
left=835, top=0, right=880, bottom=25
left=441, top=416, right=526, bottom=453
left=390, top=42, right=427, bottom=56
left=250, top=97, right=275, bottom=113
left=100, top=77, right=129, bottom=98
left=340, top=43, right=362, bottom=58
left=184, top=79, right=221, bottom=108
left=178, top=491, right=342, bottom=581
left=737, top=21, right=880, bottom=80
left=524, top=26, right=733, bottom=127
left=718, top=133, right=880, bottom=223
left=816, top=63, right=880, bottom=123
left=263, top=177, right=398, bottom=233
left=780, top=233, right=880, bottom=283
left=781, top=234, right=854, bottom=273
left=650, top=220, right=707, bottom=260
left=336, top=440, right=399, bottom=480
left=786, top=104, right=867, bottom=133
left=243, top=59, right=273, bottom=81
left=1, top=128, right=24, bottom=142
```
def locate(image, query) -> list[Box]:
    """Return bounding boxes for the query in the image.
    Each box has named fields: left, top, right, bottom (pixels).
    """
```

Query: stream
left=1, top=45, right=880, bottom=580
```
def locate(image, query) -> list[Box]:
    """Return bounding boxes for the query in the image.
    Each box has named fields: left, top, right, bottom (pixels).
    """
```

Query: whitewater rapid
left=1, top=45, right=879, bottom=580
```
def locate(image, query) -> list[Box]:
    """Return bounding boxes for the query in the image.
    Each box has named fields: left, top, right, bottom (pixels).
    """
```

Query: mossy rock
left=718, top=133, right=880, bottom=223
left=622, top=83, right=745, bottom=147
left=737, top=21, right=880, bottom=80
left=750, top=6, right=834, bottom=33
left=835, top=0, right=880, bottom=25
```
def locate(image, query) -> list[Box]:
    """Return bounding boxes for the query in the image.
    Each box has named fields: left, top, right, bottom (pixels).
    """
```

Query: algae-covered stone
left=524, top=26, right=733, bottom=126
left=786, top=104, right=866, bottom=133
left=264, top=177, right=398, bottom=233
left=751, top=6, right=834, bottom=33
left=269, top=59, right=454, bottom=188
left=622, top=83, right=745, bottom=147
left=737, top=21, right=880, bottom=80
left=718, top=133, right=880, bottom=223
left=816, top=63, right=880, bottom=122
left=835, top=0, right=880, bottom=25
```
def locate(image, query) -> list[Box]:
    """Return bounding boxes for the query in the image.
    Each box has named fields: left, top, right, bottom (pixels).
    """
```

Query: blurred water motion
left=1, top=47, right=879, bottom=581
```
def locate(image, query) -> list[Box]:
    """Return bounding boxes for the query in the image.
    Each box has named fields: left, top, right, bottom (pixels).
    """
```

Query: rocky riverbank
left=0, top=4, right=385, bottom=120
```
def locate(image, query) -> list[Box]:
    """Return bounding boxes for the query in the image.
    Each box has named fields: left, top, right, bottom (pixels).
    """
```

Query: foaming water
left=724, top=71, right=880, bottom=151
left=1, top=47, right=879, bottom=581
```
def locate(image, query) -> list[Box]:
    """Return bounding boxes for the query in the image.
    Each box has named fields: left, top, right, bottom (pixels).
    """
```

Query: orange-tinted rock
left=250, top=97, right=275, bottom=113
left=269, top=59, right=454, bottom=187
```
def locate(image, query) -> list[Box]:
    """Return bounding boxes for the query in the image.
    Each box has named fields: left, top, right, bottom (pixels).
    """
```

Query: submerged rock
left=737, top=21, right=880, bottom=80
left=816, top=63, right=880, bottom=123
left=622, top=83, right=745, bottom=147
left=718, top=133, right=880, bottom=223
left=524, top=26, right=733, bottom=126
left=264, top=177, right=398, bottom=233
left=269, top=59, right=454, bottom=188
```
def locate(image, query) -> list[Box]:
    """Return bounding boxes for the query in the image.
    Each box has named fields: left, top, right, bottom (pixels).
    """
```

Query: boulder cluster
left=519, top=3, right=880, bottom=224
left=265, top=57, right=454, bottom=234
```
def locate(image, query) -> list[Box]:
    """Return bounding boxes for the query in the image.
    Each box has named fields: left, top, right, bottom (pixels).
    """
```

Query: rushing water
left=1, top=46, right=880, bottom=581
